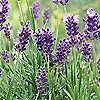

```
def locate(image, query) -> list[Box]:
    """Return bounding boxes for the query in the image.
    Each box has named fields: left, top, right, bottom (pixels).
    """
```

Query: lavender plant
left=0, top=0, right=100, bottom=100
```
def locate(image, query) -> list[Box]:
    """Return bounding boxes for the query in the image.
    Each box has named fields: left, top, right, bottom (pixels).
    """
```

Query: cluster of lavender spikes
left=34, top=28, right=55, bottom=54
left=53, top=0, right=69, bottom=5
left=96, top=58, right=100, bottom=82
left=0, top=0, right=11, bottom=30
left=54, top=39, right=71, bottom=65
left=3, top=23, right=13, bottom=40
left=43, top=8, right=50, bottom=24
left=15, top=22, right=33, bottom=52
left=83, top=8, right=100, bottom=39
left=36, top=66, right=47, bottom=92
left=32, top=1, right=40, bottom=19
left=1, top=50, right=15, bottom=63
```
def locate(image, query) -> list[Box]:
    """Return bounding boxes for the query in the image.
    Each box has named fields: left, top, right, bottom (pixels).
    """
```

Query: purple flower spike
left=36, top=66, right=47, bottom=92
left=54, top=39, right=71, bottom=65
left=63, top=14, right=79, bottom=46
left=43, top=8, right=50, bottom=24
left=0, top=0, right=11, bottom=30
left=53, top=0, right=59, bottom=4
left=3, top=23, right=13, bottom=40
left=34, top=28, right=55, bottom=54
left=1, top=50, right=10, bottom=63
left=81, top=41, right=92, bottom=62
left=15, top=22, right=33, bottom=52
left=83, top=8, right=100, bottom=39
left=63, top=13, right=79, bottom=37
left=32, top=1, right=40, bottom=19
left=59, top=0, right=69, bottom=5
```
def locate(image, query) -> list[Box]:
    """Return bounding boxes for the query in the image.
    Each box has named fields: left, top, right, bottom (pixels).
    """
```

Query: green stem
left=64, top=5, right=67, bottom=13
left=17, top=0, right=25, bottom=22
left=54, top=5, right=59, bottom=51
left=72, top=47, right=76, bottom=87
left=26, top=0, right=35, bottom=31
left=35, top=92, right=39, bottom=100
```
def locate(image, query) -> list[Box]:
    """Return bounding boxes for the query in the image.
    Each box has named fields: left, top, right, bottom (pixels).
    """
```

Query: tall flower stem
left=17, top=0, right=25, bottom=22
left=25, top=0, right=35, bottom=30
left=92, top=40, right=97, bottom=79
left=64, top=5, right=67, bottom=13
left=54, top=5, right=59, bottom=51
left=72, top=46, right=76, bottom=87
left=35, top=92, right=39, bottom=100
left=45, top=54, right=51, bottom=99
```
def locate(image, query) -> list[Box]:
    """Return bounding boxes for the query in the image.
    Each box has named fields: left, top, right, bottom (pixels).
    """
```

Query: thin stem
left=35, top=92, right=39, bottom=100
left=64, top=5, right=67, bottom=13
left=54, top=5, right=59, bottom=51
left=17, top=0, right=25, bottom=22
left=26, top=0, right=35, bottom=31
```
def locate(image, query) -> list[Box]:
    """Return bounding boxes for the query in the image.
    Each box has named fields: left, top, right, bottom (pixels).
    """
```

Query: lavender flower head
left=53, top=0, right=59, bottom=4
left=63, top=13, right=79, bottom=37
left=3, top=23, right=13, bottom=40
left=81, top=41, right=92, bottom=62
left=36, top=66, right=47, bottom=92
left=1, top=50, right=9, bottom=63
left=35, top=28, right=55, bottom=54
left=83, top=8, right=100, bottom=39
left=96, top=58, right=100, bottom=82
left=54, top=39, right=71, bottom=65
left=59, top=0, right=69, bottom=5
left=0, top=0, right=11, bottom=30
left=43, top=8, right=50, bottom=24
left=15, top=22, right=33, bottom=52
left=63, top=14, right=79, bottom=46
left=32, top=1, right=40, bottom=19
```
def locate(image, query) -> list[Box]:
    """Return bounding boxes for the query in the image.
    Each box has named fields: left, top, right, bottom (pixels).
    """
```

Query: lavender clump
left=53, top=39, right=71, bottom=65
left=36, top=66, right=47, bottom=92
left=43, top=8, right=50, bottom=24
left=1, top=50, right=10, bottom=63
left=15, top=22, right=33, bottom=52
left=81, top=41, right=92, bottom=62
left=35, top=28, right=55, bottom=54
left=96, top=58, right=100, bottom=82
left=83, top=8, right=100, bottom=39
left=32, top=1, right=40, bottom=19
left=0, top=0, right=11, bottom=30
left=59, top=0, right=69, bottom=5
left=3, top=23, right=13, bottom=40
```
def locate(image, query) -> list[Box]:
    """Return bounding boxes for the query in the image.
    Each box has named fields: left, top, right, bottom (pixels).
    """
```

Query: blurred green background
left=4, top=0, right=100, bottom=48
